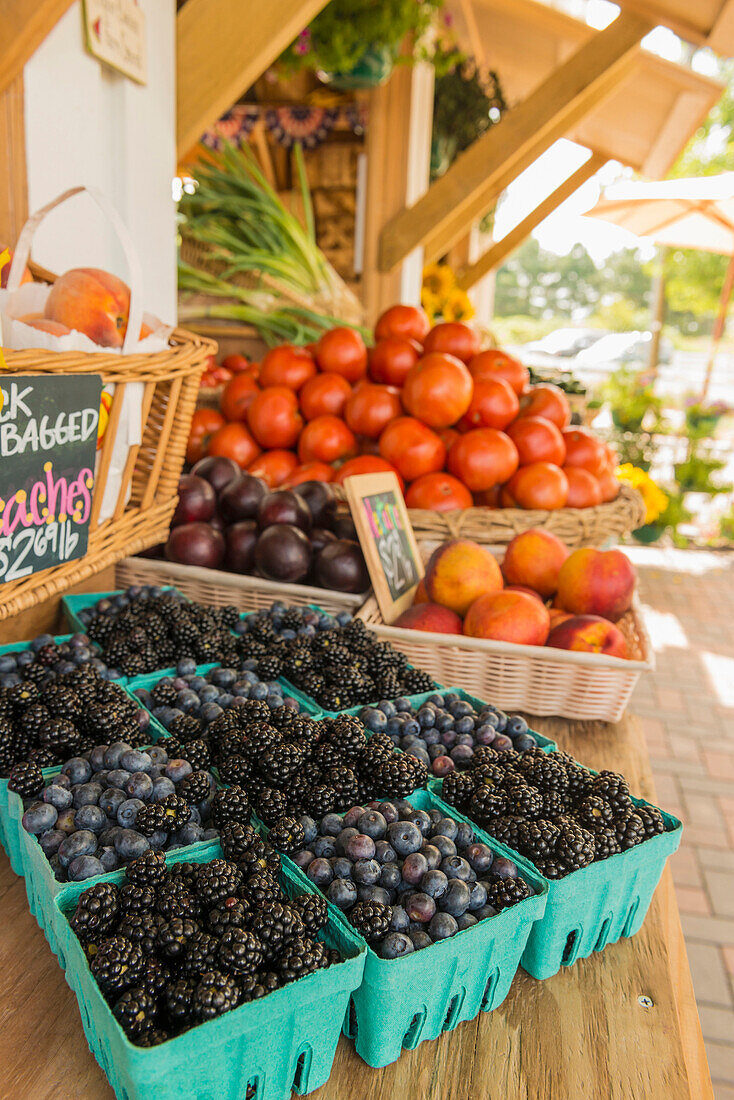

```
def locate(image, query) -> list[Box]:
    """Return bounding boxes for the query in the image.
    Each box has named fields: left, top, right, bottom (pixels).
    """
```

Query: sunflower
left=420, top=287, right=440, bottom=322
left=422, top=262, right=455, bottom=299
left=442, top=287, right=475, bottom=322
left=616, top=464, right=668, bottom=525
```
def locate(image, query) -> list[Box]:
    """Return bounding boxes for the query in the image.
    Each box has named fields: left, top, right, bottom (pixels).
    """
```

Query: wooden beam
left=457, top=151, right=607, bottom=290
left=0, top=74, right=28, bottom=247
left=378, top=11, right=650, bottom=272
left=0, top=0, right=74, bottom=98
left=177, top=0, right=330, bottom=158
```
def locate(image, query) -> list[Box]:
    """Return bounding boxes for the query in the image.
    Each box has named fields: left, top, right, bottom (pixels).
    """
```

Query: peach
left=413, top=577, right=428, bottom=605
left=545, top=614, right=627, bottom=658
left=45, top=267, right=131, bottom=348
left=504, top=584, right=544, bottom=602
left=556, top=547, right=636, bottom=623
left=17, top=313, right=71, bottom=335
left=464, top=590, right=550, bottom=646
left=548, top=608, right=574, bottom=628
left=425, top=539, right=503, bottom=616
left=393, top=603, right=463, bottom=634
left=501, top=528, right=569, bottom=598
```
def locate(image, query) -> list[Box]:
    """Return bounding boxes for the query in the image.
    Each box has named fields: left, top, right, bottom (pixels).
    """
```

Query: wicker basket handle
left=6, top=185, right=144, bottom=354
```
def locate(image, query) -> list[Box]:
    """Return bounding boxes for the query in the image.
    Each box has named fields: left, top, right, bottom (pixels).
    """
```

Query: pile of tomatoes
left=187, top=305, right=619, bottom=512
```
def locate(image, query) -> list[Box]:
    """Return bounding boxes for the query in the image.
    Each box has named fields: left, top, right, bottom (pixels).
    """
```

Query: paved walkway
left=628, top=547, right=734, bottom=1099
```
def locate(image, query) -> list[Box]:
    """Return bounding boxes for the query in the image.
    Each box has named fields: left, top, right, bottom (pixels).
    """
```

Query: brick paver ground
left=627, top=547, right=734, bottom=1098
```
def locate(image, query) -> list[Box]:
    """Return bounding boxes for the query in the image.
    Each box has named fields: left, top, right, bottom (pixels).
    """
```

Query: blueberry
left=402, top=718, right=420, bottom=737
left=331, top=856, right=353, bottom=879
left=147, top=746, right=168, bottom=767
left=409, top=930, right=433, bottom=950
left=342, top=806, right=366, bottom=829
left=402, top=852, right=429, bottom=885
left=306, top=858, right=333, bottom=888
left=177, top=822, right=205, bottom=845
left=457, top=913, right=478, bottom=931
left=299, top=815, right=318, bottom=845
left=89, top=745, right=108, bottom=771
left=175, top=689, right=200, bottom=714
left=405, top=810, right=431, bottom=836
left=327, top=878, right=358, bottom=910
left=353, top=858, right=381, bottom=886
left=345, top=833, right=376, bottom=861
left=421, top=729, right=441, bottom=747
left=249, top=685, right=267, bottom=702
left=492, top=856, right=519, bottom=880
left=406, top=892, right=436, bottom=923
left=389, top=905, right=410, bottom=933
left=72, top=783, right=103, bottom=808
left=56, top=808, right=77, bottom=834
left=494, top=713, right=508, bottom=734
left=99, top=826, right=122, bottom=848
left=420, top=843, right=442, bottom=870
left=125, top=772, right=154, bottom=801
left=380, top=862, right=402, bottom=891
left=378, top=700, right=397, bottom=719
left=515, top=734, right=537, bottom=752
left=377, top=802, right=399, bottom=825
left=358, top=886, right=392, bottom=906
left=62, top=757, right=93, bottom=785
left=475, top=724, right=497, bottom=746
left=393, top=697, right=412, bottom=712
left=74, top=805, right=106, bottom=834
left=22, top=802, right=58, bottom=835
left=176, top=658, right=197, bottom=676
left=335, top=828, right=359, bottom=855
left=441, top=879, right=471, bottom=917
left=465, top=843, right=494, bottom=875
left=67, top=854, right=105, bottom=881
left=313, top=836, right=337, bottom=860
left=435, top=713, right=454, bottom=733
left=373, top=840, right=397, bottom=865
left=507, top=715, right=529, bottom=737
left=386, top=821, right=423, bottom=857
left=114, top=829, right=150, bottom=860
left=0, top=655, right=17, bottom=673
left=119, top=750, right=152, bottom=774
left=117, top=798, right=145, bottom=828
left=39, top=829, right=65, bottom=857
left=106, top=769, right=132, bottom=790
left=43, top=785, right=73, bottom=811
left=428, top=912, right=459, bottom=941
left=450, top=745, right=474, bottom=767
left=58, top=830, right=98, bottom=868
left=148, top=829, right=169, bottom=849
left=455, top=822, right=474, bottom=849
left=420, top=869, right=449, bottom=899
left=428, top=745, right=445, bottom=761
left=165, top=760, right=193, bottom=783
left=360, top=707, right=387, bottom=732
left=0, top=672, right=21, bottom=688
left=379, top=932, right=414, bottom=959
left=467, top=882, right=488, bottom=911
left=440, top=730, right=457, bottom=749
left=30, top=633, right=55, bottom=651
left=200, top=702, right=224, bottom=723
left=432, top=816, right=459, bottom=841
left=320, top=813, right=344, bottom=837
left=417, top=709, right=435, bottom=730
left=440, top=856, right=472, bottom=881
left=336, top=611, right=351, bottom=627
left=293, top=849, right=314, bottom=870
left=103, top=742, right=133, bottom=770
left=474, top=904, right=499, bottom=921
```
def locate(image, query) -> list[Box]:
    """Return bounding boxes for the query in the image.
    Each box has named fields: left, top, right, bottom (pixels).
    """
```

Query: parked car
left=516, top=328, right=605, bottom=371
left=572, top=331, right=673, bottom=377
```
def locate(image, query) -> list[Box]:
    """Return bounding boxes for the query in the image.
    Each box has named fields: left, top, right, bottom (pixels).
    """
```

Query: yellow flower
left=442, top=287, right=475, bottom=323
left=616, top=464, right=667, bottom=524
left=422, top=262, right=455, bottom=299
left=420, top=286, right=440, bottom=316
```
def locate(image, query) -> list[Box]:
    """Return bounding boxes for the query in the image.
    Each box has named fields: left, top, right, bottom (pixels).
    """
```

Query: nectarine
left=545, top=614, right=627, bottom=658
left=555, top=547, right=636, bottom=622
left=464, top=590, right=550, bottom=646
left=501, top=528, right=569, bottom=599
left=425, top=539, right=503, bottom=616
left=393, top=603, right=463, bottom=634
left=45, top=267, right=132, bottom=347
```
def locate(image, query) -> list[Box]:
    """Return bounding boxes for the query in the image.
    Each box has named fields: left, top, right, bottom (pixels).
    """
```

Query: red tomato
left=468, top=350, right=529, bottom=395
left=379, top=417, right=446, bottom=482
left=423, top=321, right=480, bottom=363
left=517, top=384, right=571, bottom=430
left=507, top=463, right=568, bottom=510
left=437, top=427, right=460, bottom=452
left=405, top=473, right=473, bottom=512
left=299, top=372, right=352, bottom=420
left=334, top=455, right=405, bottom=492
left=474, top=485, right=503, bottom=507
left=447, top=429, right=518, bottom=492
left=258, top=344, right=316, bottom=392
left=374, top=304, right=430, bottom=345
left=597, top=466, right=620, bottom=502
left=220, top=374, right=260, bottom=422
left=246, top=386, right=302, bottom=449
left=561, top=427, right=607, bottom=477
left=344, top=383, right=402, bottom=439
left=247, top=450, right=299, bottom=488
left=506, top=416, right=566, bottom=467
left=564, top=466, right=603, bottom=508
left=221, top=353, right=253, bottom=375
left=298, top=415, right=357, bottom=464
left=368, top=336, right=421, bottom=386
left=186, top=408, right=225, bottom=465
left=459, top=377, right=519, bottom=431
left=283, top=462, right=335, bottom=487
left=207, top=422, right=261, bottom=469
left=315, top=326, right=368, bottom=382
left=402, top=353, right=474, bottom=428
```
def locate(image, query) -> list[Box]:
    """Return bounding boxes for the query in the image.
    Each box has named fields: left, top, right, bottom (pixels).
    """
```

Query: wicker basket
left=0, top=331, right=215, bottom=620
left=114, top=556, right=369, bottom=616
left=355, top=593, right=653, bottom=723
left=403, top=483, right=645, bottom=549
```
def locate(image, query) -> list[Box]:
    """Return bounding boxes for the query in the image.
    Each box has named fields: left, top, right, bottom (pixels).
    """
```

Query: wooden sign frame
left=343, top=471, right=424, bottom=624
left=82, top=0, right=147, bottom=86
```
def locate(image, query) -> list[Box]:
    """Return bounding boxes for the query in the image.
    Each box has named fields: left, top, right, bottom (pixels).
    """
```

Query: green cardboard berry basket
left=430, top=774, right=682, bottom=980
left=53, top=854, right=366, bottom=1100
left=126, top=669, right=323, bottom=724
left=259, top=788, right=547, bottom=1068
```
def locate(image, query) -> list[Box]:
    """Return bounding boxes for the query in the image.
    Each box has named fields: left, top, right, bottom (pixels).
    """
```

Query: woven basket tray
left=114, top=556, right=369, bottom=617
left=404, top=483, right=645, bottom=549
left=355, top=593, right=653, bottom=723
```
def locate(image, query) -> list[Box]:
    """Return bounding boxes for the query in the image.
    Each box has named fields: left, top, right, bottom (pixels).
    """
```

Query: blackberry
left=178, top=770, right=212, bottom=806
left=240, top=870, right=282, bottom=907
left=192, top=971, right=240, bottom=1021
left=592, top=771, right=633, bottom=812
left=235, top=839, right=281, bottom=879
left=256, top=787, right=290, bottom=827
left=219, top=821, right=260, bottom=862
left=7, top=760, right=44, bottom=798
left=168, top=714, right=203, bottom=743
left=217, top=755, right=253, bottom=788
left=181, top=931, right=220, bottom=977
left=441, top=771, right=476, bottom=811
left=140, top=956, right=171, bottom=1000
left=592, top=826, right=621, bottom=861
left=555, top=818, right=595, bottom=872
left=91, top=936, right=146, bottom=997
left=20, top=703, right=51, bottom=737
left=504, top=780, right=544, bottom=819
left=562, top=760, right=595, bottom=804
left=488, top=815, right=524, bottom=851
left=179, top=738, right=210, bottom=770
left=8, top=682, right=39, bottom=710
left=347, top=900, right=392, bottom=943
left=69, top=882, right=121, bottom=945
left=211, top=786, right=252, bottom=829
left=304, top=784, right=338, bottom=819
left=278, top=936, right=329, bottom=983
left=113, top=986, right=157, bottom=1039
left=323, top=765, right=359, bottom=810
left=196, top=859, right=243, bottom=908
left=116, top=887, right=153, bottom=922
left=156, top=917, right=201, bottom=959
left=40, top=718, right=80, bottom=754
left=164, top=978, right=196, bottom=1029
left=217, top=928, right=264, bottom=976
left=367, top=753, right=428, bottom=798
left=322, top=716, right=367, bottom=761
left=240, top=971, right=281, bottom=1002
left=485, top=877, right=533, bottom=911
left=311, top=741, right=344, bottom=770
left=207, top=899, right=252, bottom=938
left=168, top=861, right=200, bottom=893
left=117, top=913, right=160, bottom=956
left=402, top=668, right=435, bottom=694
left=137, top=1027, right=169, bottom=1047
left=614, top=809, right=646, bottom=850
left=127, top=850, right=168, bottom=889
left=256, top=655, right=282, bottom=680
left=515, top=819, right=560, bottom=863
left=479, top=747, right=522, bottom=771
left=635, top=805, right=665, bottom=838
left=540, top=790, right=567, bottom=819
left=152, top=681, right=178, bottom=707
left=157, top=794, right=192, bottom=832
left=268, top=817, right=306, bottom=855
left=155, top=882, right=199, bottom=922
left=468, top=784, right=508, bottom=822
left=260, top=743, right=305, bottom=785
left=135, top=803, right=171, bottom=838
left=517, top=750, right=569, bottom=795
left=574, top=796, right=614, bottom=831
left=42, top=683, right=82, bottom=719
left=250, top=901, right=305, bottom=961
left=291, top=894, right=328, bottom=935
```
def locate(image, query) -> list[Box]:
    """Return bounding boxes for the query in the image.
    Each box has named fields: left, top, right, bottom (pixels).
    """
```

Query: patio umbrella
left=585, top=172, right=734, bottom=396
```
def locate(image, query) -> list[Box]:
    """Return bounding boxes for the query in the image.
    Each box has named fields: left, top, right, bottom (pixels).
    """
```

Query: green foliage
left=431, top=49, right=506, bottom=179
left=600, top=368, right=662, bottom=433
left=674, top=453, right=731, bottom=494
left=280, top=0, right=442, bottom=75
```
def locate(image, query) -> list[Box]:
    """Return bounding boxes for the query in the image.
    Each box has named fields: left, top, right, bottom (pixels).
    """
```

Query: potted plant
left=279, top=0, right=444, bottom=91
left=431, top=47, right=506, bottom=178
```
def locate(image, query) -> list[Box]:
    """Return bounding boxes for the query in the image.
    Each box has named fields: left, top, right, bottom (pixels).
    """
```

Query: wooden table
left=0, top=713, right=713, bottom=1100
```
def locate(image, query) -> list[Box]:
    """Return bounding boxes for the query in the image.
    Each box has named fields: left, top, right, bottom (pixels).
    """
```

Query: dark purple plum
left=166, top=523, right=225, bottom=569
left=254, top=525, right=311, bottom=582
left=314, top=541, right=369, bottom=594
left=225, top=521, right=258, bottom=574
left=218, top=473, right=268, bottom=523
left=257, top=490, right=312, bottom=533
left=292, top=481, right=337, bottom=527
left=191, top=455, right=240, bottom=495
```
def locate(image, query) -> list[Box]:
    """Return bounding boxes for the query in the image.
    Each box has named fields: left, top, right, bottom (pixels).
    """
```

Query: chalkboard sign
left=343, top=472, right=424, bottom=623
left=0, top=374, right=102, bottom=584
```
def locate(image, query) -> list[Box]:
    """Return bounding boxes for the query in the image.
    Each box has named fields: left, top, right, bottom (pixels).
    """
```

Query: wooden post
left=0, top=74, right=27, bottom=246
left=646, top=247, right=667, bottom=379
left=361, top=59, right=434, bottom=325
left=457, top=152, right=607, bottom=290
left=378, top=12, right=649, bottom=272
left=0, top=0, right=75, bottom=98
left=702, top=249, right=734, bottom=398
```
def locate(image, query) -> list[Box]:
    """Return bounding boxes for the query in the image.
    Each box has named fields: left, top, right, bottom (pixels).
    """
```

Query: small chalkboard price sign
left=343, top=472, right=424, bottom=623
left=0, top=374, right=102, bottom=585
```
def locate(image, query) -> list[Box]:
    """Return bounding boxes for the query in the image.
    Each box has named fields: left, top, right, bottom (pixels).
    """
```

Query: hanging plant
left=431, top=46, right=507, bottom=178
left=280, top=0, right=444, bottom=89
